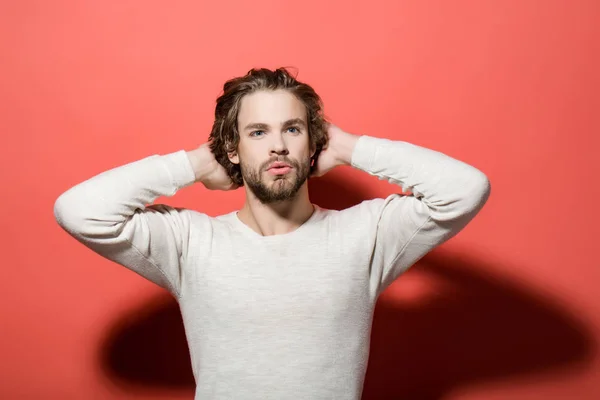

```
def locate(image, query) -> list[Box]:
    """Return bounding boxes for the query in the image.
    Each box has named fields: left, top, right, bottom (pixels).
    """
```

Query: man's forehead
left=237, top=91, right=307, bottom=127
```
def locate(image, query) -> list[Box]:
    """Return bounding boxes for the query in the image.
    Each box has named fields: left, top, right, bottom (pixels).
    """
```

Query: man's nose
left=269, top=134, right=289, bottom=156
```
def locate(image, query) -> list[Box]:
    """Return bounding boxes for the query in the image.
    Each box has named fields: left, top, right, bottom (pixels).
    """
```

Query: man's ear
left=310, top=143, right=317, bottom=159
left=228, top=151, right=239, bottom=165
left=225, top=139, right=240, bottom=164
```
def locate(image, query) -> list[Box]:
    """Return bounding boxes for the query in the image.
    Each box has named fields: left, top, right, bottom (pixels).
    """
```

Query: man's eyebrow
left=282, top=118, right=307, bottom=128
left=243, top=118, right=307, bottom=131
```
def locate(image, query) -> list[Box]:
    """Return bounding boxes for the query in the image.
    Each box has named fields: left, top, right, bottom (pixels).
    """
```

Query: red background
left=1, top=1, right=598, bottom=399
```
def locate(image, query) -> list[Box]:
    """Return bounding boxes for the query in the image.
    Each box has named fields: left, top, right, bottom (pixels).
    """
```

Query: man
left=54, top=67, right=491, bottom=399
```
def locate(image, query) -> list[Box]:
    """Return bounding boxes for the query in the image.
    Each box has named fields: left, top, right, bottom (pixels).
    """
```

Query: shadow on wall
left=97, top=174, right=595, bottom=399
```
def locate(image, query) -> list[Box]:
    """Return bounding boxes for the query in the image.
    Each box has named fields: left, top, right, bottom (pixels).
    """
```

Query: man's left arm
left=330, top=128, right=491, bottom=294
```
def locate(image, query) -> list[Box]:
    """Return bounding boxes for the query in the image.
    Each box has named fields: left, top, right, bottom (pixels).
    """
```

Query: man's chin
left=264, top=174, right=295, bottom=185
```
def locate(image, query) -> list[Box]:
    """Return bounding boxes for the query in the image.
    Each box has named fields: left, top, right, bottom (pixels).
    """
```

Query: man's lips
left=268, top=166, right=292, bottom=175
left=267, top=162, right=293, bottom=175
left=267, top=161, right=292, bottom=170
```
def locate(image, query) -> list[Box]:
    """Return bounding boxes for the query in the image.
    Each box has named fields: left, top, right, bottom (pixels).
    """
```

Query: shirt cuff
left=159, top=150, right=198, bottom=192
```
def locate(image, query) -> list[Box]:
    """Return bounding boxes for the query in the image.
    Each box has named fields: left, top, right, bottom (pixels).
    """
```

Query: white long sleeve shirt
left=54, top=135, right=491, bottom=399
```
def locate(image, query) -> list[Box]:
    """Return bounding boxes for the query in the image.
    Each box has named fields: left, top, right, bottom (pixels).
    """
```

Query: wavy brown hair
left=208, top=67, right=329, bottom=186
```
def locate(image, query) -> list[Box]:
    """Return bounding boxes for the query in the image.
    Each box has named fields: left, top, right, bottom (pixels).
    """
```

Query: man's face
left=229, top=89, right=315, bottom=204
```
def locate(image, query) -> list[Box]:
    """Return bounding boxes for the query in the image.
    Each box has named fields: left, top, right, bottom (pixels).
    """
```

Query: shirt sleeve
left=350, top=135, right=491, bottom=295
left=53, top=149, right=204, bottom=299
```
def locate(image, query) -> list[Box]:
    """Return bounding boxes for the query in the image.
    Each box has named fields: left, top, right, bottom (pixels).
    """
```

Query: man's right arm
left=53, top=144, right=225, bottom=298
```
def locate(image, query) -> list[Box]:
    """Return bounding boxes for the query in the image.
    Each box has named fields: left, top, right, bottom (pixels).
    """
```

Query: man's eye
left=251, top=127, right=299, bottom=137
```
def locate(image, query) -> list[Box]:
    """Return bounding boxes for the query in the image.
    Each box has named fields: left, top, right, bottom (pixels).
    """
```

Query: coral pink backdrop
left=1, top=1, right=598, bottom=399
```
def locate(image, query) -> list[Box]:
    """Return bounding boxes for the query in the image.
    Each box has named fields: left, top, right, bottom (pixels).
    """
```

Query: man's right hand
left=186, top=143, right=239, bottom=191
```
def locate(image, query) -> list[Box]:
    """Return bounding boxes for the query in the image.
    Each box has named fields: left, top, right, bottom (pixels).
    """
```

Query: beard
left=240, top=155, right=311, bottom=204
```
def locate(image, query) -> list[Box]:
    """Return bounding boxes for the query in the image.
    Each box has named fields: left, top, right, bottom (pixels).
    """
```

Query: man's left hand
left=311, top=123, right=359, bottom=178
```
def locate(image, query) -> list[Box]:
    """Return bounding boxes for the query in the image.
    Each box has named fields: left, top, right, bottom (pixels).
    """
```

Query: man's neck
left=237, top=188, right=315, bottom=237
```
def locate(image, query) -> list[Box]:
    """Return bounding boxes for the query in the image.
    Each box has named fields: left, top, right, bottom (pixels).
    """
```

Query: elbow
left=462, top=169, right=491, bottom=215
left=54, top=190, right=129, bottom=242
left=53, top=190, right=94, bottom=237
left=474, top=170, right=491, bottom=204
left=426, top=169, right=491, bottom=225
left=54, top=193, right=68, bottom=226
left=54, top=192, right=80, bottom=233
